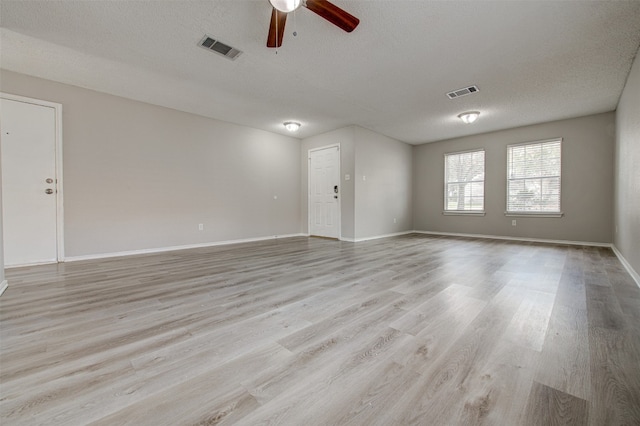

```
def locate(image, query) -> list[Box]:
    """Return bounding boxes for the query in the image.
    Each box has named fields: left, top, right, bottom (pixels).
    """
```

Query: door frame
left=308, top=143, right=341, bottom=240
left=1, top=92, right=65, bottom=263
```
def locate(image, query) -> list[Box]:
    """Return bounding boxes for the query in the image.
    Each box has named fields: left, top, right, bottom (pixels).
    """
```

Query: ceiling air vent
left=198, top=35, right=242, bottom=60
left=447, top=85, right=479, bottom=99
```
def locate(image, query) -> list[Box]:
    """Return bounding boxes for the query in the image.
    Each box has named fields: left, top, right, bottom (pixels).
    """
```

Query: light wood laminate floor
left=1, top=234, right=640, bottom=425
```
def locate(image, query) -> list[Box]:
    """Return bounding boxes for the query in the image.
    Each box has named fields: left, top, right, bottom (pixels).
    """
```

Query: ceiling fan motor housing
left=267, top=0, right=360, bottom=48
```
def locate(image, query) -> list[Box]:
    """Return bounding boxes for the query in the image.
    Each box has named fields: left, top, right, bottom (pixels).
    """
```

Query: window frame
left=443, top=148, right=486, bottom=216
left=505, top=138, right=563, bottom=217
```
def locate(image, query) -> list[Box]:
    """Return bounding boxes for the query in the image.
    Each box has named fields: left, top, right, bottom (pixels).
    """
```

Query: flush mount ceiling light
left=284, top=121, right=301, bottom=132
left=458, top=111, right=480, bottom=124
left=269, top=0, right=301, bottom=13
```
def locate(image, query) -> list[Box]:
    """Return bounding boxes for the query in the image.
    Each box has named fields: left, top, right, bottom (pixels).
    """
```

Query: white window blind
left=444, top=150, right=485, bottom=212
left=507, top=139, right=561, bottom=213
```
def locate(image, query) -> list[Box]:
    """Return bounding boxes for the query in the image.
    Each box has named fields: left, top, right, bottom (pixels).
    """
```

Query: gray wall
left=614, top=48, right=640, bottom=278
left=0, top=70, right=302, bottom=258
left=354, top=126, right=413, bottom=239
left=301, top=126, right=356, bottom=240
left=414, top=112, right=615, bottom=243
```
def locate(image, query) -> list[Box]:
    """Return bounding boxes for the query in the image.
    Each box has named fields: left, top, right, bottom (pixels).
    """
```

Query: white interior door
left=1, top=97, right=59, bottom=267
left=309, top=145, right=340, bottom=239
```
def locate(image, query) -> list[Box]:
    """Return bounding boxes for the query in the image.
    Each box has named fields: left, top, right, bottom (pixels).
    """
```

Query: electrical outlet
left=198, top=223, right=204, bottom=231
left=512, top=220, right=517, bottom=227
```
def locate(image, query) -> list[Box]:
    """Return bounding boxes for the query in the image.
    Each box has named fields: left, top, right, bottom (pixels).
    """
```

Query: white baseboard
left=0, top=280, right=8, bottom=297
left=340, top=230, right=414, bottom=243
left=412, top=230, right=613, bottom=248
left=611, top=245, right=640, bottom=289
left=65, top=233, right=307, bottom=262
left=5, top=260, right=58, bottom=269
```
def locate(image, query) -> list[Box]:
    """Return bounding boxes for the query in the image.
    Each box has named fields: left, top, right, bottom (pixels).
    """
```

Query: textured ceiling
left=1, top=0, right=640, bottom=144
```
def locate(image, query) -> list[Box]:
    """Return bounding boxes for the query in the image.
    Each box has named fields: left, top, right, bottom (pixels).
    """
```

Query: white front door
left=309, top=145, right=340, bottom=239
left=1, top=97, right=60, bottom=267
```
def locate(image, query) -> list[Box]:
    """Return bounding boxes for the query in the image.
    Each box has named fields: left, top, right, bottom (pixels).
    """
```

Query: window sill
left=504, top=212, right=564, bottom=218
left=443, top=211, right=486, bottom=216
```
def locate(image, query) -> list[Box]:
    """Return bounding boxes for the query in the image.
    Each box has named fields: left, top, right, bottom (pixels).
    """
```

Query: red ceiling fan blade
left=267, top=8, right=288, bottom=48
left=304, top=0, right=359, bottom=33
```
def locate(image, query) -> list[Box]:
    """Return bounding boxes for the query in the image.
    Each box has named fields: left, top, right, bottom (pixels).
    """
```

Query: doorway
left=308, top=145, right=340, bottom=239
left=1, top=93, right=64, bottom=267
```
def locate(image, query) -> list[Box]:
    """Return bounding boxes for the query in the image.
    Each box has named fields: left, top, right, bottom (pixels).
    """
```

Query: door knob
left=45, top=189, right=54, bottom=194
left=46, top=178, right=54, bottom=184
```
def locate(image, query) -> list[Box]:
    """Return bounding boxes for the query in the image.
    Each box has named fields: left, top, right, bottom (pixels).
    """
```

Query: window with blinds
left=507, top=139, right=561, bottom=213
left=444, top=149, right=485, bottom=212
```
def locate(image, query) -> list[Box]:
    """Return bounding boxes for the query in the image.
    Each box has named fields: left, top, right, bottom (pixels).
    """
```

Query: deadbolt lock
left=46, top=178, right=54, bottom=184
left=45, top=189, right=54, bottom=194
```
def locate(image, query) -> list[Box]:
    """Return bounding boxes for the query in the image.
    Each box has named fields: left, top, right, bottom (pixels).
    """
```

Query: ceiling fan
left=267, top=0, right=360, bottom=48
